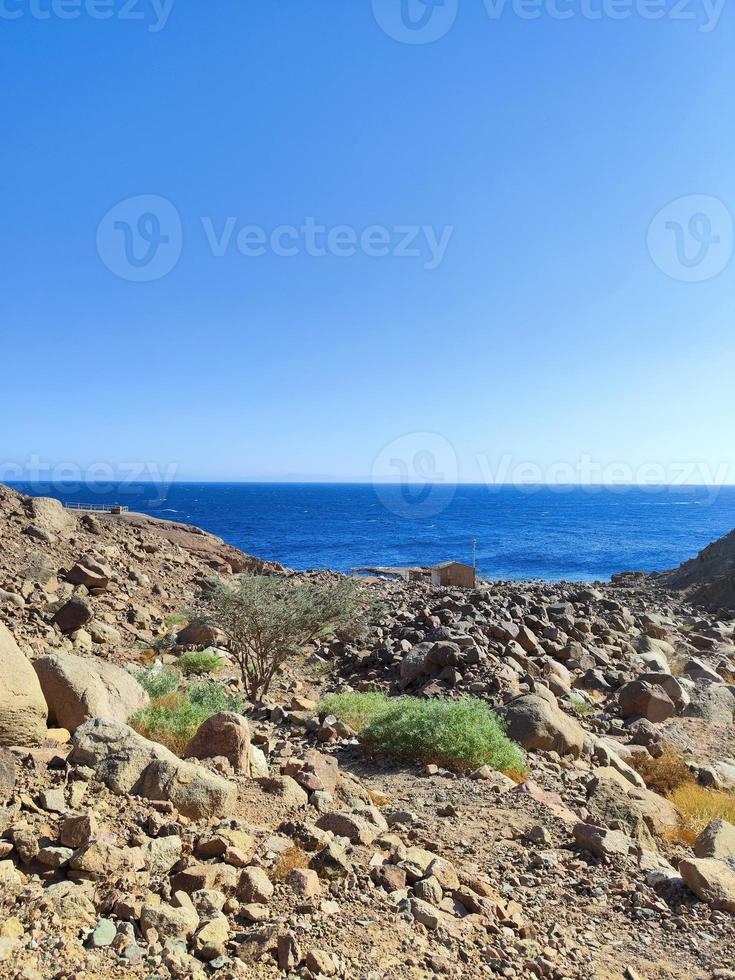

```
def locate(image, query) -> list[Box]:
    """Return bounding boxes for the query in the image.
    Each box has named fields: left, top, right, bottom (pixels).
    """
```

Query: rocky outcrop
left=0, top=622, right=47, bottom=745
left=658, top=526, right=735, bottom=611
left=70, top=717, right=236, bottom=819
left=33, top=652, right=149, bottom=733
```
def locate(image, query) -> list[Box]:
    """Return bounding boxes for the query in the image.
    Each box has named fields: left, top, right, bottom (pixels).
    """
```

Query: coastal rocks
left=496, top=692, right=584, bottom=758
left=679, top=858, right=735, bottom=912
left=33, top=652, right=149, bottom=732
left=70, top=717, right=236, bottom=819
left=0, top=622, right=48, bottom=746
left=185, top=711, right=251, bottom=773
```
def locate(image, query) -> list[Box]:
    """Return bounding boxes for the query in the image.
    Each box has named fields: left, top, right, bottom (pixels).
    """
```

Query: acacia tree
left=201, top=573, right=367, bottom=702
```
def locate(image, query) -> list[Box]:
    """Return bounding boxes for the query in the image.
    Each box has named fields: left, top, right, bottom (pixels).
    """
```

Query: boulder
left=176, top=622, right=220, bottom=647
left=65, top=559, right=111, bottom=591
left=694, top=819, right=735, bottom=860
left=573, top=822, right=633, bottom=859
left=637, top=672, right=689, bottom=711
left=683, top=684, right=735, bottom=725
left=70, top=718, right=236, bottom=819
left=497, top=693, right=584, bottom=758
left=679, top=858, right=735, bottom=912
left=53, top=597, right=93, bottom=634
left=617, top=680, right=675, bottom=723
left=25, top=496, right=75, bottom=535
left=0, top=623, right=48, bottom=746
left=399, top=643, right=433, bottom=681
left=186, top=712, right=251, bottom=773
left=33, top=652, right=149, bottom=733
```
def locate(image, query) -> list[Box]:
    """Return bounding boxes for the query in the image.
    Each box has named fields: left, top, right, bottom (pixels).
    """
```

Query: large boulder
left=24, top=496, right=75, bottom=535
left=679, top=857, right=735, bottom=912
left=683, top=684, right=735, bottom=725
left=70, top=717, right=236, bottom=819
left=33, top=652, right=149, bottom=733
left=694, top=819, right=735, bottom=860
left=617, top=680, right=675, bottom=723
left=185, top=712, right=251, bottom=773
left=497, top=693, right=584, bottom=758
left=65, top=559, right=111, bottom=592
left=0, top=623, right=48, bottom=746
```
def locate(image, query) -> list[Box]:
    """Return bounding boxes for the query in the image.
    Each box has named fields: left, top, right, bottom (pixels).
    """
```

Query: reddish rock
left=185, top=712, right=251, bottom=774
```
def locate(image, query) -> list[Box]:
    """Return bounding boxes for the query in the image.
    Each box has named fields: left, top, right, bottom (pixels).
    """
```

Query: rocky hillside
left=1, top=484, right=735, bottom=979
left=657, top=526, right=735, bottom=613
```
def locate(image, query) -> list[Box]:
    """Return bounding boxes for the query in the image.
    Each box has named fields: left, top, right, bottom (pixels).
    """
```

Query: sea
left=8, top=482, right=735, bottom=583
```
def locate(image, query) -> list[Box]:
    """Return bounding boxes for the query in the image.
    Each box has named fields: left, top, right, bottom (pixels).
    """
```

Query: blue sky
left=2, top=0, right=733, bottom=484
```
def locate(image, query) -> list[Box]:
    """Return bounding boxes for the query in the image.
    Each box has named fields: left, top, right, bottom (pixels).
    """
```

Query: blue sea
left=8, top=482, right=735, bottom=583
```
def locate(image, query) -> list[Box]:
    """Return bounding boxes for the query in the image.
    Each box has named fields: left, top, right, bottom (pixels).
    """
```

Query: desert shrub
left=178, top=650, right=225, bottom=676
left=363, top=696, right=527, bottom=775
left=629, top=752, right=693, bottom=796
left=187, top=680, right=244, bottom=715
left=130, top=681, right=244, bottom=755
left=270, top=846, right=310, bottom=881
left=568, top=695, right=594, bottom=718
left=165, top=613, right=188, bottom=628
left=319, top=691, right=391, bottom=732
left=134, top=664, right=181, bottom=700
left=199, top=573, right=369, bottom=701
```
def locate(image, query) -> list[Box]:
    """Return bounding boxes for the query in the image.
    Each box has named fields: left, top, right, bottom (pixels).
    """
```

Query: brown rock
left=53, top=597, right=93, bottom=634
left=185, top=712, right=251, bottom=774
left=618, top=680, right=676, bottom=723
left=679, top=858, right=735, bottom=911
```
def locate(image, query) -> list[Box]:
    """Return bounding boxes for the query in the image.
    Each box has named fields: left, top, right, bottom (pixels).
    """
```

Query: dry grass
left=631, top=751, right=735, bottom=844
left=270, top=846, right=310, bottom=881
left=669, top=783, right=735, bottom=837
left=503, top=767, right=530, bottom=785
left=629, top=753, right=692, bottom=796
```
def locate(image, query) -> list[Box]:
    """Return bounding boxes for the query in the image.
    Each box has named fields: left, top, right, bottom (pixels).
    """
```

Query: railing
left=63, top=502, right=129, bottom=514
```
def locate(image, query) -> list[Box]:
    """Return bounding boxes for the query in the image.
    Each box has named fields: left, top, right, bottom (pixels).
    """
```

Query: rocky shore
left=1, top=482, right=735, bottom=980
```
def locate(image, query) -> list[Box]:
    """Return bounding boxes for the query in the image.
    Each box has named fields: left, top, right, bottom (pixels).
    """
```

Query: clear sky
left=2, top=0, right=733, bottom=485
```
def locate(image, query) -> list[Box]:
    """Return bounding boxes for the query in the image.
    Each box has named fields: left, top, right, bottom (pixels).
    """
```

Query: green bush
left=319, top=691, right=391, bottom=732
left=130, top=681, right=244, bottom=755
left=134, top=664, right=181, bottom=700
left=363, top=696, right=527, bottom=774
left=188, top=680, right=244, bottom=715
left=178, top=650, right=225, bottom=676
